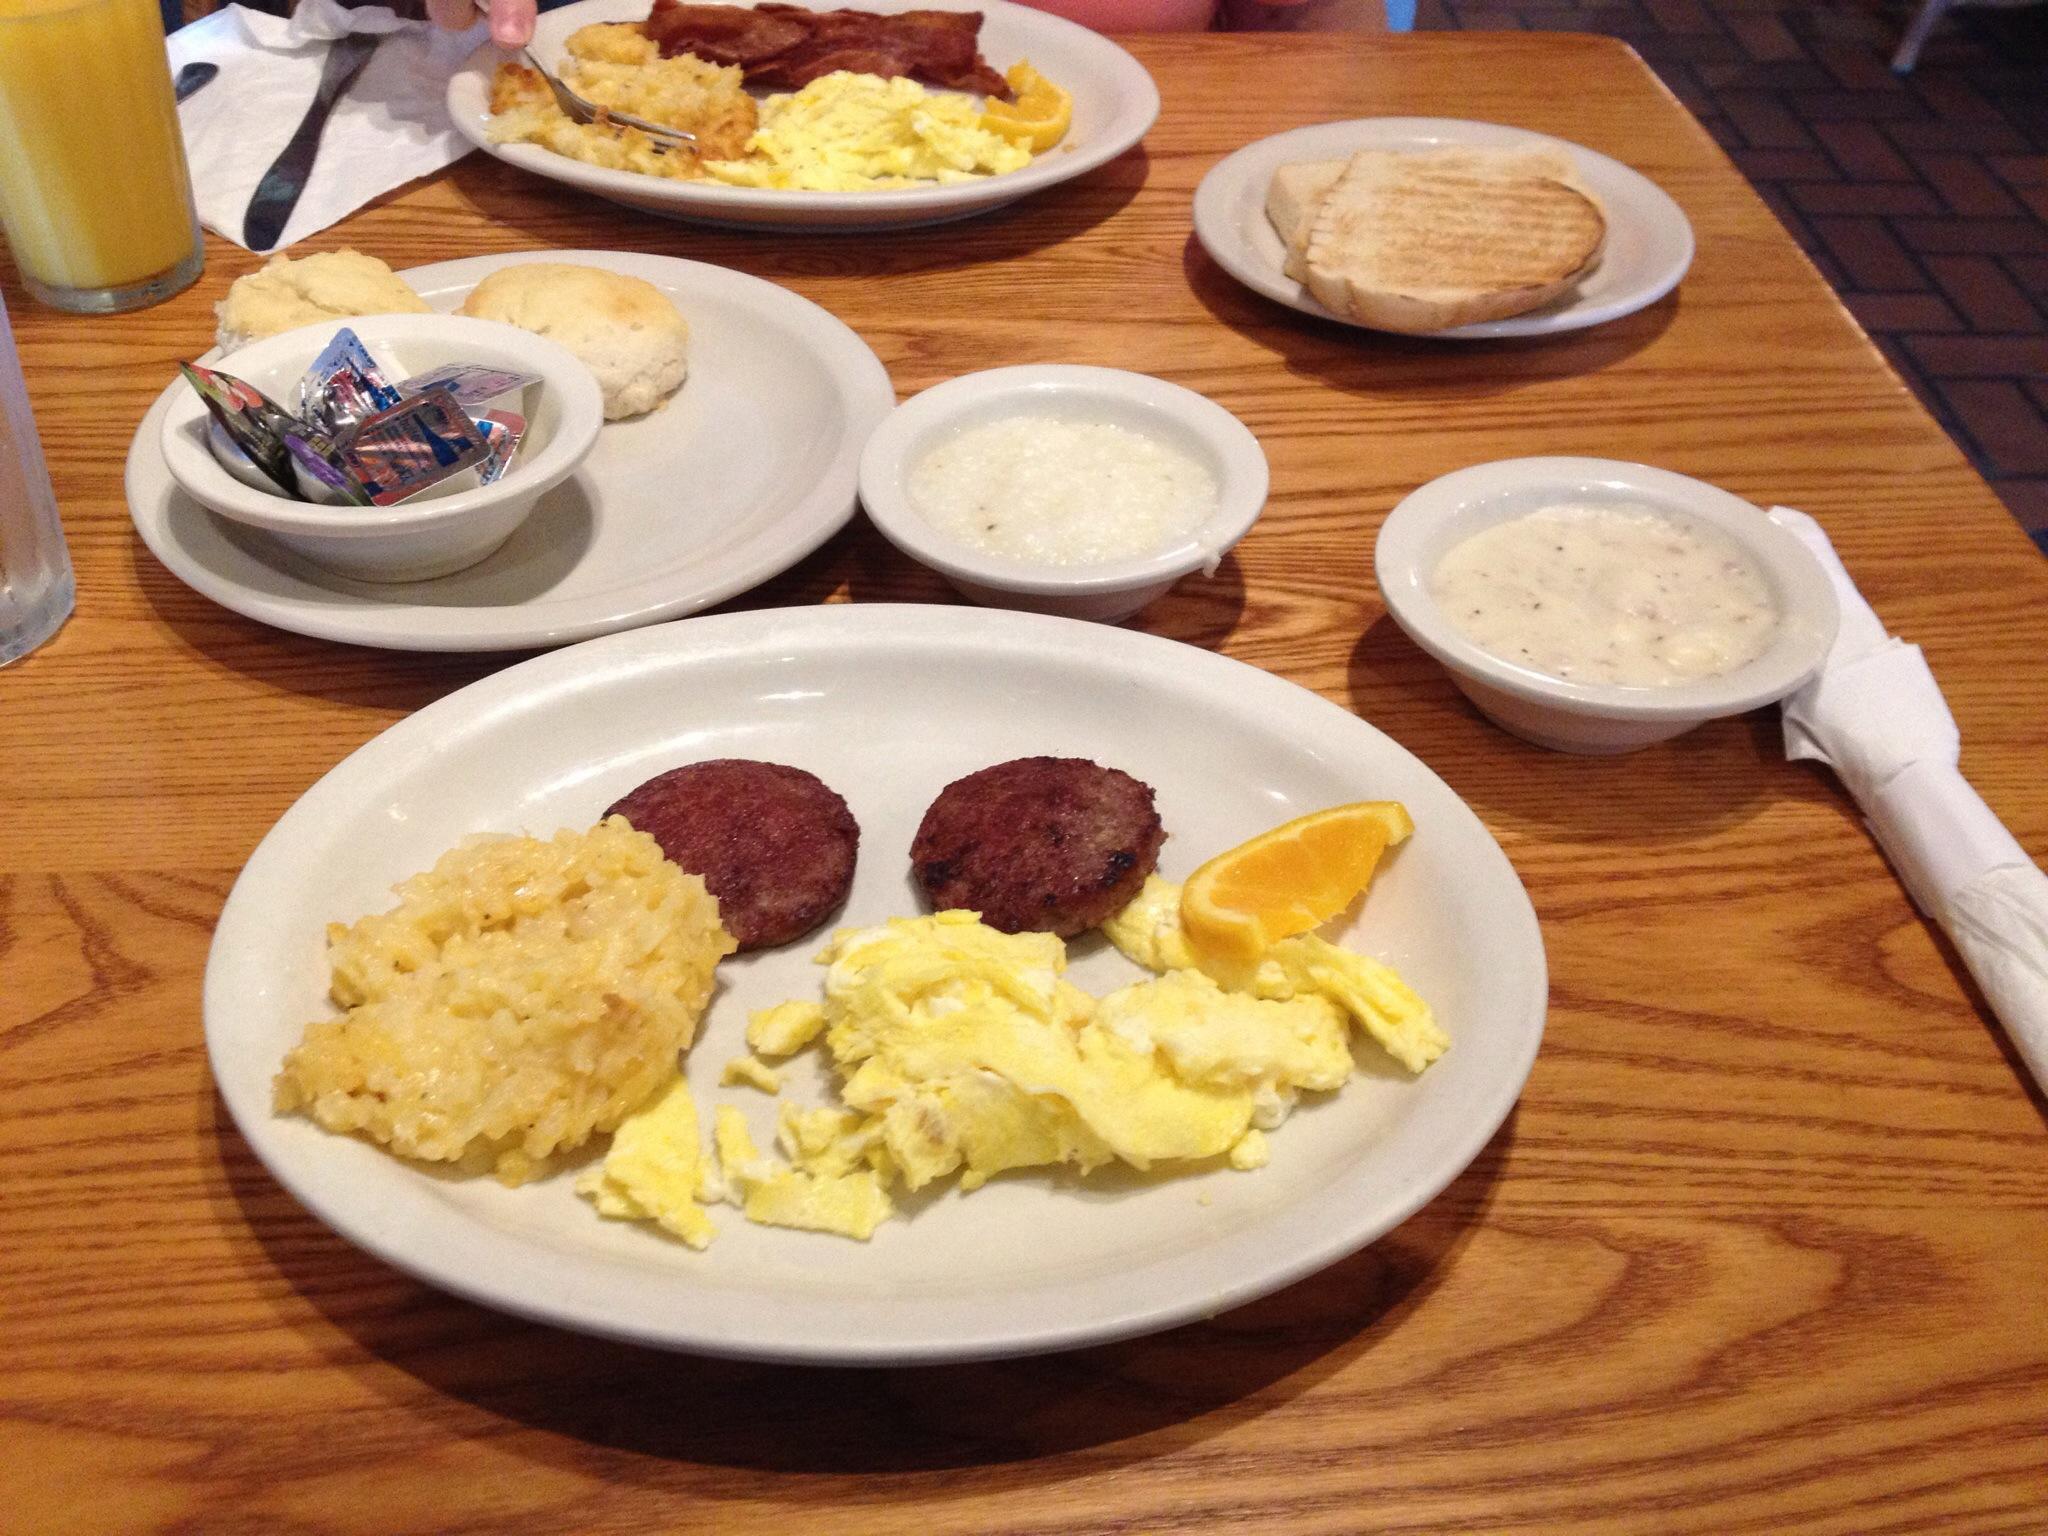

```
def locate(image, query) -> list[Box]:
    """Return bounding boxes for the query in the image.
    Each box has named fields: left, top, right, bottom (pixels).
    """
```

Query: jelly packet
left=179, top=327, right=548, bottom=509
left=473, top=409, right=528, bottom=487
left=396, top=364, right=539, bottom=487
left=284, top=430, right=371, bottom=506
left=296, top=328, right=403, bottom=440
left=340, top=389, right=493, bottom=507
left=397, top=363, right=540, bottom=413
left=179, top=363, right=300, bottom=495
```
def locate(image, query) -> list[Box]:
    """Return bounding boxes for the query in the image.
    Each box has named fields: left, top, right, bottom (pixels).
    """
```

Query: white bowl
left=858, top=365, right=1269, bottom=624
left=1375, top=457, right=1839, bottom=754
left=160, top=314, right=604, bottom=583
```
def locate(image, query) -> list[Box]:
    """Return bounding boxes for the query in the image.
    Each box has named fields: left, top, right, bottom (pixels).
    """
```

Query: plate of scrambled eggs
left=207, top=604, right=1546, bottom=1363
left=445, top=0, right=1159, bottom=229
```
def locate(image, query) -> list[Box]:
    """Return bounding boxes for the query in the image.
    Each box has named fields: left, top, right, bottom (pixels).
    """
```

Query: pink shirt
left=1019, top=0, right=1326, bottom=28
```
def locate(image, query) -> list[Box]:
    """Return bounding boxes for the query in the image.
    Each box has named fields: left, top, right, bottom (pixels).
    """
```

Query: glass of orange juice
left=0, top=0, right=204, bottom=313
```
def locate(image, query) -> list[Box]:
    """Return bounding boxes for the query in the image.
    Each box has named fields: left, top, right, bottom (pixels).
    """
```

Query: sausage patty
left=604, top=759, right=858, bottom=952
left=910, top=757, right=1166, bottom=937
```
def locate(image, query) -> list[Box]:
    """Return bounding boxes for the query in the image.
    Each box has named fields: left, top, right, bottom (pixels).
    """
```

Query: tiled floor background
left=1413, top=0, right=2048, bottom=553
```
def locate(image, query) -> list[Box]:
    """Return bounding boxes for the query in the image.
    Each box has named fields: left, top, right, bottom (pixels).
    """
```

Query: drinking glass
left=0, top=291, right=74, bottom=665
left=0, top=0, right=204, bottom=314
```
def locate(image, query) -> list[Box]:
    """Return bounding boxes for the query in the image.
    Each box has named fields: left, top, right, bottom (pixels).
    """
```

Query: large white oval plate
left=447, top=0, right=1160, bottom=231
left=206, top=605, right=1547, bottom=1364
left=126, top=251, right=894, bottom=652
left=1193, top=118, right=1695, bottom=340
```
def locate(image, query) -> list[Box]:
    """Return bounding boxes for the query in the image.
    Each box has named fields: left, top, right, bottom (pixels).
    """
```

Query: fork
left=477, top=0, right=698, bottom=149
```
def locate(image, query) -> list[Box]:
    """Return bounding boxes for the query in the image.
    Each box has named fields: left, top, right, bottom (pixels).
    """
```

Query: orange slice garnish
left=981, top=62, right=1073, bottom=154
left=1180, top=801, right=1414, bottom=962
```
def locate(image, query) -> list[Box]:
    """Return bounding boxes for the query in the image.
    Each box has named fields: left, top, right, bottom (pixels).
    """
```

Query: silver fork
left=478, top=0, right=698, bottom=149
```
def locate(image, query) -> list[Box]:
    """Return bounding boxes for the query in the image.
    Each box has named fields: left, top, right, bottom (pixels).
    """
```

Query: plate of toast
left=1192, top=117, right=1694, bottom=340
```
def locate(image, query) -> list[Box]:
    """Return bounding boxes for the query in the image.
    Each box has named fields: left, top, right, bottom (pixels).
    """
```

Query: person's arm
left=424, top=0, right=536, bottom=47
left=1217, top=0, right=1387, bottom=28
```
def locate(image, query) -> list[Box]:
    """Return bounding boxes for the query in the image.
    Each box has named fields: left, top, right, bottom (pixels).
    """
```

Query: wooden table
left=6, top=32, right=2046, bottom=1535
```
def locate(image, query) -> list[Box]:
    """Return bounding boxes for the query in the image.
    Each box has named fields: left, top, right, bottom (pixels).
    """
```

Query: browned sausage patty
left=910, top=757, right=1165, bottom=937
left=604, top=759, right=858, bottom=951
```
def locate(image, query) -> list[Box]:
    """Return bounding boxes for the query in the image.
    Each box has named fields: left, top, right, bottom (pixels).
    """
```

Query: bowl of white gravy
left=859, top=365, right=1269, bottom=623
left=1376, top=458, right=1838, bottom=753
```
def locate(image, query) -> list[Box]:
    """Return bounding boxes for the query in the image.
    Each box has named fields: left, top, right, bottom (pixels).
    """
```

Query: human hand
left=425, top=0, right=536, bottom=48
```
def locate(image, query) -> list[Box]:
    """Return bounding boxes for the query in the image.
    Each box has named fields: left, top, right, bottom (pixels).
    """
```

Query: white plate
left=206, top=605, right=1547, bottom=1365
left=1192, top=118, right=1695, bottom=340
left=126, top=251, right=894, bottom=652
left=448, top=0, right=1160, bottom=231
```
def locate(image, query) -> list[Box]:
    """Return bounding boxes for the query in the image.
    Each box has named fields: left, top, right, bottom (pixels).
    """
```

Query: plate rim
left=204, top=603, right=1548, bottom=1365
left=125, top=249, right=896, bottom=652
left=1191, top=116, right=1696, bottom=340
left=445, top=0, right=1161, bottom=229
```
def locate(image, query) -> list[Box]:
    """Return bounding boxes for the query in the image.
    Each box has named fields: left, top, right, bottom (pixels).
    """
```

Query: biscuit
left=457, top=263, right=689, bottom=421
left=214, top=249, right=430, bottom=353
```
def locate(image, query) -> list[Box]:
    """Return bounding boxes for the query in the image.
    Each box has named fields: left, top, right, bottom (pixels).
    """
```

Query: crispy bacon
left=643, top=0, right=1011, bottom=97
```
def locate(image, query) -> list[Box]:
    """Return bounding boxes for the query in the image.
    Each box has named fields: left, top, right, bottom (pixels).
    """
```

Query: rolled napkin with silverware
left=1770, top=506, right=2048, bottom=1096
left=169, top=0, right=487, bottom=256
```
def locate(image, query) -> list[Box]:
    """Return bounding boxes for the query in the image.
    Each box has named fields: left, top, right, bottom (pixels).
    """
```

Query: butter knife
left=173, top=62, right=218, bottom=104
left=242, top=34, right=380, bottom=252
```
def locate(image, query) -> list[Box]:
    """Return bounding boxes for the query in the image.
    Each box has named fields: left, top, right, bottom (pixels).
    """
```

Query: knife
left=173, top=62, right=218, bottom=104
left=242, top=34, right=380, bottom=253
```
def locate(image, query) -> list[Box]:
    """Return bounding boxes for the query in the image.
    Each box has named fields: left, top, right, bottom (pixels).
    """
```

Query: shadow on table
left=209, top=1086, right=1513, bottom=1486
left=440, top=149, right=1151, bottom=288
left=810, top=522, right=1250, bottom=653
left=127, top=532, right=515, bottom=713
left=126, top=501, right=870, bottom=712
left=1181, top=233, right=1680, bottom=405
left=1347, top=614, right=1795, bottom=842
left=130, top=477, right=1239, bottom=716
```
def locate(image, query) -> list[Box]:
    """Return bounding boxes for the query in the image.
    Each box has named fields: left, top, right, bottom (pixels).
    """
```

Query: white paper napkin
left=1771, top=506, right=2048, bottom=1093
left=169, top=1, right=487, bottom=255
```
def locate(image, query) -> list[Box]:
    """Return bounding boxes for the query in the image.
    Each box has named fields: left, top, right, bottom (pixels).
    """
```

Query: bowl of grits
left=859, top=364, right=1269, bottom=623
left=1375, top=457, right=1839, bottom=754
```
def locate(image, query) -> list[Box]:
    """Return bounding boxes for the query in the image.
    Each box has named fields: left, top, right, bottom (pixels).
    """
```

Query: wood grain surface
left=4, top=31, right=2046, bottom=1536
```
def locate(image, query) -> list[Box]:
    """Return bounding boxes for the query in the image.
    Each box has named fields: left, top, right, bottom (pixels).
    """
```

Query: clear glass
left=0, top=291, right=74, bottom=665
left=0, top=0, right=204, bottom=314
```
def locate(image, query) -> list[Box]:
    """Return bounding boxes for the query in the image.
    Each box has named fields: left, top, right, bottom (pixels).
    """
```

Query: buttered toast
left=1266, top=145, right=1606, bottom=333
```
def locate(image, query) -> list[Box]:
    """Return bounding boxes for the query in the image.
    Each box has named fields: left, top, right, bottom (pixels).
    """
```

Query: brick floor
left=1415, top=0, right=2048, bottom=554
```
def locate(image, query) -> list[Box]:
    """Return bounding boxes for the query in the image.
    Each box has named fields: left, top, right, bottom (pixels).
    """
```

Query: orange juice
left=0, top=0, right=202, bottom=310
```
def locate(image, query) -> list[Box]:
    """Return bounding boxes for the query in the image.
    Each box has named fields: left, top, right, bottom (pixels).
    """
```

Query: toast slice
left=1274, top=145, right=1607, bottom=333
left=1266, top=159, right=1346, bottom=284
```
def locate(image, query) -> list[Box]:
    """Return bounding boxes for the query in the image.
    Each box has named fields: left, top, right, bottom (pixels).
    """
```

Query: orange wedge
left=981, top=62, right=1073, bottom=154
left=1181, top=801, right=1414, bottom=962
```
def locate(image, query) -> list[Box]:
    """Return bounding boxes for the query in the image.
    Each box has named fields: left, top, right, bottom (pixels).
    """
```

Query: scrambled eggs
left=1103, top=876, right=1449, bottom=1073
left=705, top=72, right=1032, bottom=191
left=578, top=1074, right=721, bottom=1249
left=582, top=892, right=1442, bottom=1245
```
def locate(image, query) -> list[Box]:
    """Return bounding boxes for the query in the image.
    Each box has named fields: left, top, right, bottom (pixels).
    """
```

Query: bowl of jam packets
left=159, top=315, right=604, bottom=582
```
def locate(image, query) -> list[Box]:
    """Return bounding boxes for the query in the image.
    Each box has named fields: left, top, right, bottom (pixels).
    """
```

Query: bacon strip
left=644, top=1, right=1011, bottom=97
